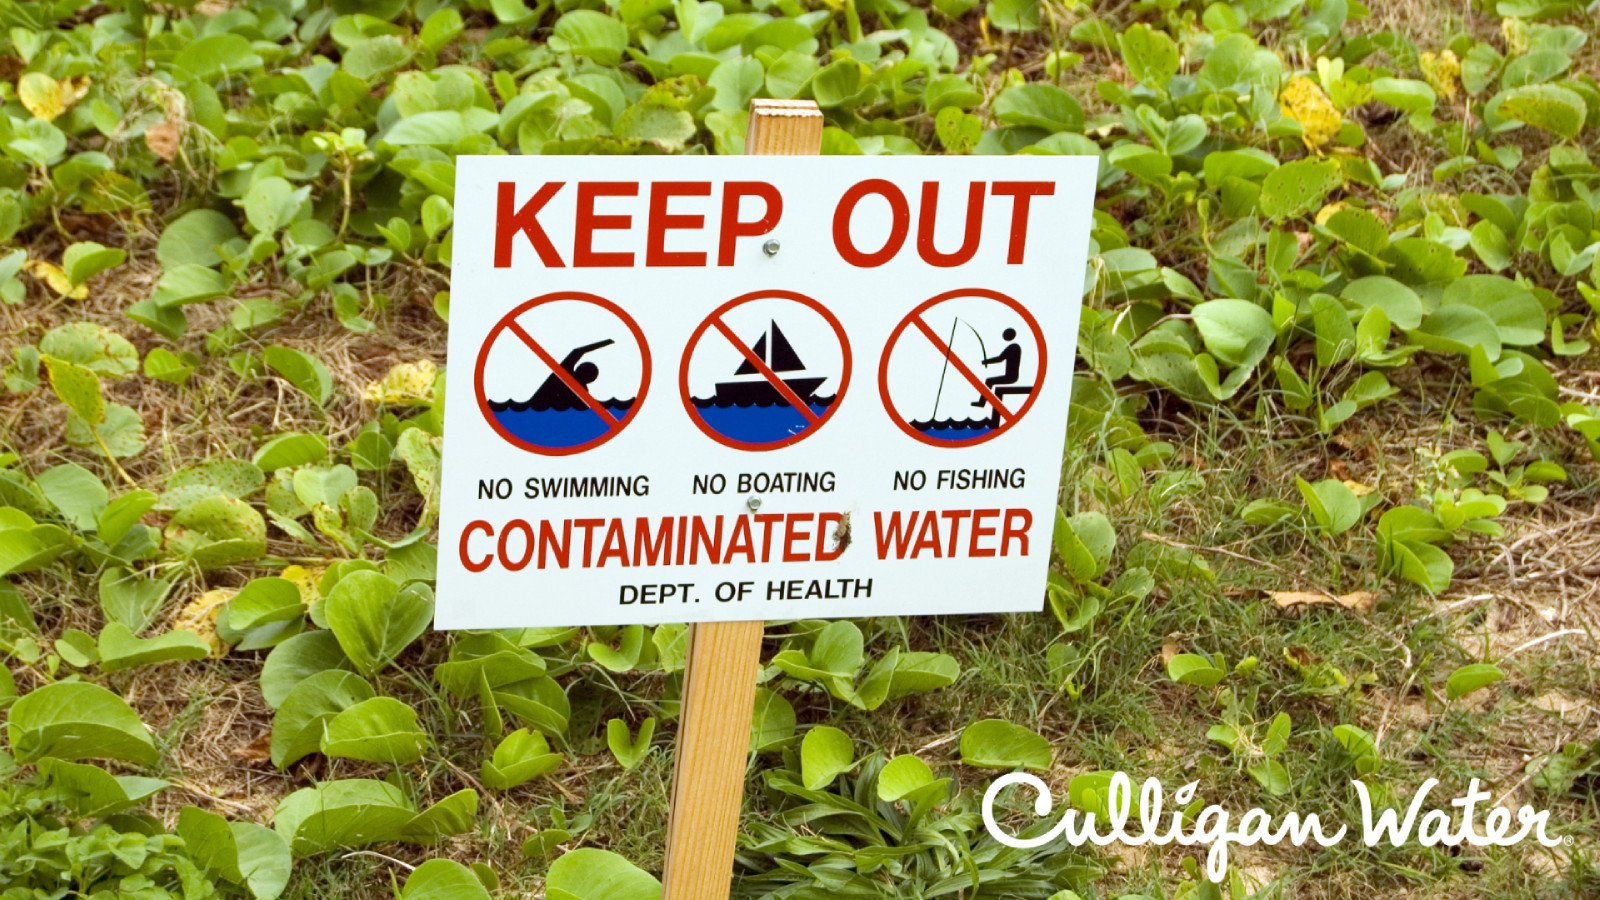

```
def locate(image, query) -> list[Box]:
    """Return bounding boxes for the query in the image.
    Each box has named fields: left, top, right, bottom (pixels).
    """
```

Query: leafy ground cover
left=2, top=0, right=1599, bottom=896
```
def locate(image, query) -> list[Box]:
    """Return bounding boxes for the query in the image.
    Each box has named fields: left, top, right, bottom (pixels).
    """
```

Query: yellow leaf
left=1342, top=479, right=1375, bottom=497
left=280, top=564, right=323, bottom=608
left=25, top=260, right=87, bottom=300
left=18, top=72, right=89, bottom=122
left=173, top=588, right=234, bottom=658
left=1315, top=201, right=1346, bottom=226
left=362, top=360, right=438, bottom=406
left=1420, top=50, right=1460, bottom=101
left=1269, top=590, right=1378, bottom=614
left=1279, top=75, right=1342, bottom=151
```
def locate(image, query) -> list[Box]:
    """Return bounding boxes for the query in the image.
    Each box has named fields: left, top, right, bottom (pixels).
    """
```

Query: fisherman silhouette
left=972, top=327, right=1024, bottom=406
left=528, top=338, right=615, bottom=410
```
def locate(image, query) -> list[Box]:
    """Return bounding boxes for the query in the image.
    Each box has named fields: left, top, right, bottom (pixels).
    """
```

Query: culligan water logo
left=982, top=771, right=1564, bottom=883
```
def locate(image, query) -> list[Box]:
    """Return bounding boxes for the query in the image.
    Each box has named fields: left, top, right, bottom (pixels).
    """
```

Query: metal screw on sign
left=659, top=98, right=823, bottom=900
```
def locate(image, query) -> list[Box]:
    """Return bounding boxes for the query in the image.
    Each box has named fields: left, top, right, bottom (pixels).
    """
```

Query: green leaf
left=61, top=241, right=126, bottom=286
left=959, top=719, right=1052, bottom=770
left=240, top=176, right=308, bottom=237
left=1498, top=84, right=1586, bottom=139
left=322, top=570, right=433, bottom=677
left=7, top=681, right=157, bottom=765
left=546, top=848, right=661, bottom=900
left=1052, top=509, right=1115, bottom=581
left=550, top=11, right=630, bottom=66
left=750, top=687, right=795, bottom=752
left=165, top=496, right=267, bottom=569
left=160, top=459, right=265, bottom=510
left=985, top=0, right=1039, bottom=32
left=254, top=432, right=329, bottom=471
left=482, top=728, right=562, bottom=790
left=401, top=859, right=491, bottom=900
left=708, top=58, right=763, bottom=113
left=343, top=36, right=414, bottom=81
left=1342, top=276, right=1423, bottom=330
left=43, top=355, right=104, bottom=426
left=179, top=806, right=293, bottom=900
left=1166, top=652, right=1226, bottom=686
left=36, top=463, right=108, bottom=531
left=273, top=779, right=417, bottom=856
left=159, top=209, right=239, bottom=268
left=606, top=717, right=655, bottom=771
left=1446, top=663, right=1505, bottom=700
left=1296, top=477, right=1361, bottom=536
left=40, top=323, right=138, bottom=376
left=800, top=725, right=854, bottom=789
left=993, top=83, right=1083, bottom=133
left=39, top=758, right=167, bottom=817
left=320, top=696, right=428, bottom=764
left=877, top=754, right=936, bottom=800
left=1119, top=23, right=1179, bottom=88
left=98, top=623, right=211, bottom=672
left=271, top=669, right=373, bottom=768
left=1191, top=299, right=1276, bottom=366
left=1259, top=158, right=1342, bottom=220
left=263, top=346, right=334, bottom=406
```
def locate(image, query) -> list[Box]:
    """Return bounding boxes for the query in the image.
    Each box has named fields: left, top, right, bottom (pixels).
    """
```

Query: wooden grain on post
left=659, top=98, right=823, bottom=900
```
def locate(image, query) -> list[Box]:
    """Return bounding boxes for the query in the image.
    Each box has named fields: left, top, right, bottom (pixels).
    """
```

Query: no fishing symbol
left=879, top=287, right=1047, bottom=447
left=474, top=291, right=651, bottom=455
left=680, top=289, right=852, bottom=451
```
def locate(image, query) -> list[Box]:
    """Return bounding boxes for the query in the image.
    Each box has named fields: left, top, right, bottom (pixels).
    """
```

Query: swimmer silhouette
left=529, top=338, right=615, bottom=410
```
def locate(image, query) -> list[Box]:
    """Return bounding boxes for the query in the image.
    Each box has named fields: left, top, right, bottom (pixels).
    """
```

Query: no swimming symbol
left=474, top=292, right=651, bottom=456
left=878, top=288, right=1047, bottom=448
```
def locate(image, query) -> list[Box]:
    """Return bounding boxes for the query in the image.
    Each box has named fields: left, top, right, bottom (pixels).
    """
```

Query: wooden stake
left=660, top=98, right=823, bottom=900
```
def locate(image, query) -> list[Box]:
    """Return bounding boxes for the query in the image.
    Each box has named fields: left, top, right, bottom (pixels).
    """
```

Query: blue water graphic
left=693, top=399, right=834, bottom=444
left=490, top=400, right=635, bottom=449
left=911, top=419, right=997, bottom=443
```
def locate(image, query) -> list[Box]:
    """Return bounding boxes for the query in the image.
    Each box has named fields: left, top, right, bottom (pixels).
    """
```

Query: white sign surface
left=437, top=156, right=1097, bottom=628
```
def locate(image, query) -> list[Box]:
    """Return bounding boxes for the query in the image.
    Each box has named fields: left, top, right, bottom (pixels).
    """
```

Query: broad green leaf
left=39, top=758, right=167, bottom=817
left=36, top=463, right=107, bottom=531
left=271, top=669, right=373, bottom=768
left=1498, top=84, right=1586, bottom=139
left=165, top=496, right=267, bottom=569
left=401, top=859, right=491, bottom=900
left=273, top=779, right=416, bottom=856
left=1259, top=158, right=1342, bottom=220
left=801, top=725, right=854, bottom=789
left=61, top=241, right=126, bottom=286
left=546, top=848, right=661, bottom=900
left=98, top=623, right=211, bottom=672
left=751, top=687, right=795, bottom=752
left=320, top=696, right=428, bottom=764
left=263, top=346, right=334, bottom=406
left=1191, top=299, right=1276, bottom=366
left=482, top=728, right=562, bottom=790
left=877, top=754, right=936, bottom=801
left=253, top=432, right=329, bottom=471
left=160, top=459, right=265, bottom=510
left=7, top=681, right=157, bottom=765
left=159, top=209, right=239, bottom=268
left=1446, top=662, right=1505, bottom=700
left=179, top=806, right=293, bottom=900
left=1119, top=23, right=1179, bottom=88
left=39, top=322, right=138, bottom=376
left=1296, top=477, right=1361, bottom=536
left=605, top=717, right=655, bottom=771
left=993, top=83, right=1083, bottom=133
left=959, top=719, right=1052, bottom=770
left=550, top=10, right=630, bottom=66
left=322, top=570, right=433, bottom=676
left=240, top=176, right=307, bottom=236
left=43, top=355, right=104, bottom=426
left=1166, top=652, right=1226, bottom=686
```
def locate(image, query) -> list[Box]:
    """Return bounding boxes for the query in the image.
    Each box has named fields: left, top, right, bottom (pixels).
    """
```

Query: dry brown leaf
left=1160, top=634, right=1182, bottom=666
left=1270, top=590, right=1377, bottom=614
left=231, top=731, right=273, bottom=764
left=144, top=121, right=181, bottom=162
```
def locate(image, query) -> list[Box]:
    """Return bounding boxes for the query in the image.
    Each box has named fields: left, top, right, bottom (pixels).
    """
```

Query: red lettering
left=497, top=519, right=534, bottom=571
left=646, top=181, right=710, bottom=266
left=783, top=513, right=812, bottom=562
left=718, top=181, right=782, bottom=265
left=574, top=183, right=637, bottom=267
left=833, top=179, right=909, bottom=267
left=817, top=512, right=844, bottom=561
left=991, top=182, right=1054, bottom=264
left=917, top=182, right=985, bottom=267
left=967, top=508, right=999, bottom=558
left=1002, top=508, right=1031, bottom=556
left=460, top=520, right=494, bottom=572
left=495, top=182, right=565, bottom=268
left=873, top=511, right=914, bottom=560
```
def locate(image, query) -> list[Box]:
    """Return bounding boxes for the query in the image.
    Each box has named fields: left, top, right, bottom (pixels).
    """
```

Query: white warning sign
left=438, top=157, right=1098, bottom=628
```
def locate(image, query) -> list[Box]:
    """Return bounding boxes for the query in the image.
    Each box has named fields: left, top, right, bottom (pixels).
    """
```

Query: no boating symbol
left=879, top=287, right=1046, bottom=447
left=474, top=291, right=651, bottom=455
left=680, top=289, right=851, bottom=451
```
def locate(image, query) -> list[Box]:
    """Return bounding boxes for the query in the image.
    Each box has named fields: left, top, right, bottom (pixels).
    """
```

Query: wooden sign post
left=660, top=98, right=823, bottom=900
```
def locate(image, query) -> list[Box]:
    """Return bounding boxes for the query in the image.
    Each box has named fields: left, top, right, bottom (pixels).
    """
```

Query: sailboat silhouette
left=713, top=320, right=826, bottom=406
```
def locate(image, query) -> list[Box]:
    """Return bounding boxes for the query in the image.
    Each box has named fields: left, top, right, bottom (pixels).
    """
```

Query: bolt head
left=762, top=239, right=780, bottom=257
